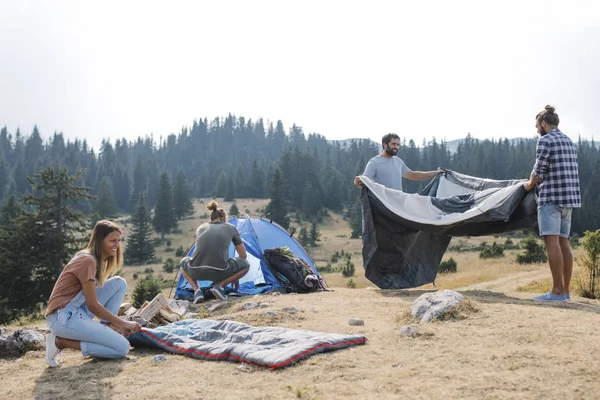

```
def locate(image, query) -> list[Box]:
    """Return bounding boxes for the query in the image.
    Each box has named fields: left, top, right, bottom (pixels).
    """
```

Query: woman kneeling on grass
left=44, top=220, right=142, bottom=367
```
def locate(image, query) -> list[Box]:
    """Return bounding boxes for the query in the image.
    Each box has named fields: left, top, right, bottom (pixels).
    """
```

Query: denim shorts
left=538, top=203, right=572, bottom=238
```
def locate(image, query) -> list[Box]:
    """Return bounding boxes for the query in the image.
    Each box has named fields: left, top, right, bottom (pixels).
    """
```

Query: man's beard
left=385, top=147, right=397, bottom=156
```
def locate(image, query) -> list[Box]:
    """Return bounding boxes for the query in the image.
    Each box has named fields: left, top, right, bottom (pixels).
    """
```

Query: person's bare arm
left=523, top=171, right=542, bottom=191
left=354, top=176, right=363, bottom=188
left=403, top=169, right=444, bottom=181
left=235, top=243, right=247, bottom=259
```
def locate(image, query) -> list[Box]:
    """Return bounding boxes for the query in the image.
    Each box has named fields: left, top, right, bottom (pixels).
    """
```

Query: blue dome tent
left=174, top=216, right=320, bottom=299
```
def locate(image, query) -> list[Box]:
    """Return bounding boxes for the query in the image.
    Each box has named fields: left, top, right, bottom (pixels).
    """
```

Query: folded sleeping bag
left=127, top=319, right=367, bottom=369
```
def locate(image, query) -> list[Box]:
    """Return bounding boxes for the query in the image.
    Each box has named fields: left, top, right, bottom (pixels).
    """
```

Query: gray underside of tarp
left=361, top=170, right=538, bottom=289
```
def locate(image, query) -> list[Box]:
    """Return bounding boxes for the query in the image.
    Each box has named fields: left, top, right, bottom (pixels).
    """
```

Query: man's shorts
left=180, top=257, right=249, bottom=283
left=538, top=203, right=572, bottom=238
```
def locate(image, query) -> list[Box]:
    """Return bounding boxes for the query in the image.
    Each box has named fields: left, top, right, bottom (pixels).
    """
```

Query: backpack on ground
left=263, top=247, right=323, bottom=293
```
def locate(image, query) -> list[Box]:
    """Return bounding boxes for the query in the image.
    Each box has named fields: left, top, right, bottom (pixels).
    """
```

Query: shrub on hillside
left=175, top=245, right=186, bottom=257
left=503, top=238, right=520, bottom=250
left=163, top=258, right=176, bottom=274
left=347, top=279, right=357, bottom=289
left=479, top=242, right=505, bottom=259
left=342, top=261, right=355, bottom=277
left=575, top=229, right=600, bottom=299
left=132, top=276, right=161, bottom=308
left=516, top=237, right=547, bottom=264
left=439, top=258, right=457, bottom=274
left=317, top=262, right=335, bottom=273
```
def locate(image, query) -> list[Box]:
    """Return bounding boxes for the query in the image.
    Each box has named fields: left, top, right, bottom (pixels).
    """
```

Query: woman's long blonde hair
left=79, top=220, right=123, bottom=286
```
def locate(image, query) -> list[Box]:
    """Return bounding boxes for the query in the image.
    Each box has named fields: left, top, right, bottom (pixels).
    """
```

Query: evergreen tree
left=0, top=166, right=94, bottom=322
left=153, top=173, right=177, bottom=242
left=229, top=203, right=240, bottom=217
left=93, top=177, right=119, bottom=218
left=301, top=181, right=322, bottom=218
left=0, top=157, right=7, bottom=203
left=309, top=222, right=321, bottom=247
left=349, top=198, right=362, bottom=239
left=125, top=193, right=155, bottom=265
left=173, top=170, right=194, bottom=219
left=249, top=159, right=265, bottom=198
left=0, top=195, right=20, bottom=225
left=131, top=276, right=161, bottom=308
left=298, top=225, right=310, bottom=247
left=265, top=168, right=290, bottom=229
left=224, top=173, right=235, bottom=201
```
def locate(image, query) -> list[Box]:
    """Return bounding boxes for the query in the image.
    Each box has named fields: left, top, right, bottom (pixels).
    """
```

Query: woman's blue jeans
left=46, top=276, right=130, bottom=359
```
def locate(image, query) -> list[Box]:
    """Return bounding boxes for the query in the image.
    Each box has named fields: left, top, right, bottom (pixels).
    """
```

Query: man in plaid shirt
left=524, top=105, right=581, bottom=302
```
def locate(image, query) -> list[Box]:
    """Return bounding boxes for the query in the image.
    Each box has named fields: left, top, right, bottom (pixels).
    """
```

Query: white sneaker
left=46, top=333, right=61, bottom=368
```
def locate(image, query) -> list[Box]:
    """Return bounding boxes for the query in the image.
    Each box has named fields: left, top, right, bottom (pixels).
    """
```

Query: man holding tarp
left=354, top=133, right=443, bottom=191
left=523, top=105, right=581, bottom=302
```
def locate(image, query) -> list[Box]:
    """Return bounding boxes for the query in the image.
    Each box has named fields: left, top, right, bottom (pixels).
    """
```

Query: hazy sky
left=1, top=0, right=599, bottom=151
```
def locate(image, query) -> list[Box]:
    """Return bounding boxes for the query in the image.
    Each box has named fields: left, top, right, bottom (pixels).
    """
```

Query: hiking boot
left=532, top=291, right=567, bottom=302
left=210, top=285, right=228, bottom=301
left=46, top=333, right=61, bottom=368
left=193, top=289, right=204, bottom=304
left=565, top=293, right=571, bottom=301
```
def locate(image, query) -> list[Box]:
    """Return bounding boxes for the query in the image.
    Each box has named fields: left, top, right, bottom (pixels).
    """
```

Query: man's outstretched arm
left=403, top=168, right=444, bottom=181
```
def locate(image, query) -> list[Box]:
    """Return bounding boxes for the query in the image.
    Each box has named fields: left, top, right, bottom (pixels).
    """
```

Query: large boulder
left=411, top=290, right=465, bottom=323
left=0, top=329, right=45, bottom=358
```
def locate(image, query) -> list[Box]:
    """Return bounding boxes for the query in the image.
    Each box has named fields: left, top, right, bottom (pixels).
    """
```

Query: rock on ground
left=411, top=290, right=465, bottom=323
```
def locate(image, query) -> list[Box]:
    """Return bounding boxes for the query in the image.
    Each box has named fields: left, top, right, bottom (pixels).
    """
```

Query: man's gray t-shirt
left=190, top=222, right=242, bottom=268
left=363, top=155, right=412, bottom=191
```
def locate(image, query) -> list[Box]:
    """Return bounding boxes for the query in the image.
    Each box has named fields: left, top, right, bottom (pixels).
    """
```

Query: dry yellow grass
left=4, top=200, right=600, bottom=399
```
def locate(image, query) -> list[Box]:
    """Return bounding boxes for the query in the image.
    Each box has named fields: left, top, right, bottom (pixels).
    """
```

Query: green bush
left=317, top=262, right=335, bottom=273
left=131, top=276, right=161, bottom=308
left=144, top=267, right=154, bottom=274
left=576, top=229, right=600, bottom=299
left=152, top=238, right=162, bottom=247
left=163, top=258, right=176, bottom=274
left=132, top=272, right=139, bottom=280
left=439, top=258, right=458, bottom=274
left=346, top=279, right=356, bottom=289
left=479, top=242, right=505, bottom=259
left=503, top=238, right=520, bottom=250
left=570, top=233, right=581, bottom=248
left=175, top=246, right=186, bottom=257
left=516, top=237, right=548, bottom=264
left=342, top=261, right=355, bottom=277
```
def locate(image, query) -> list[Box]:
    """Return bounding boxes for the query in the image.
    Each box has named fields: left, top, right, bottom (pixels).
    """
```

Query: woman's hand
left=121, top=320, right=142, bottom=336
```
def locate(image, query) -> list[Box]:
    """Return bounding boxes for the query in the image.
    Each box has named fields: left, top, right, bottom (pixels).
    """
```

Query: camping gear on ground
left=174, top=217, right=322, bottom=299
left=263, top=247, right=326, bottom=293
left=126, top=319, right=366, bottom=369
left=360, top=170, right=537, bottom=289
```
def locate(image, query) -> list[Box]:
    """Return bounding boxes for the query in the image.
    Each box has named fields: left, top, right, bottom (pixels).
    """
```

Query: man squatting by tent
left=179, top=200, right=250, bottom=303
left=353, top=133, right=443, bottom=191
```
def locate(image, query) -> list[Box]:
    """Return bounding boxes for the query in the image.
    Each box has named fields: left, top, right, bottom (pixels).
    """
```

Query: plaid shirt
left=532, top=128, right=581, bottom=207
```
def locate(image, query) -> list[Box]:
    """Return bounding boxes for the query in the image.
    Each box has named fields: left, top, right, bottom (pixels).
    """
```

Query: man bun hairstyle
left=536, top=105, right=559, bottom=126
left=207, top=200, right=227, bottom=222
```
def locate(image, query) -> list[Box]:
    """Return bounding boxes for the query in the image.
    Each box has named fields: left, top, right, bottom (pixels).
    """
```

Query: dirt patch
left=2, top=288, right=600, bottom=399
